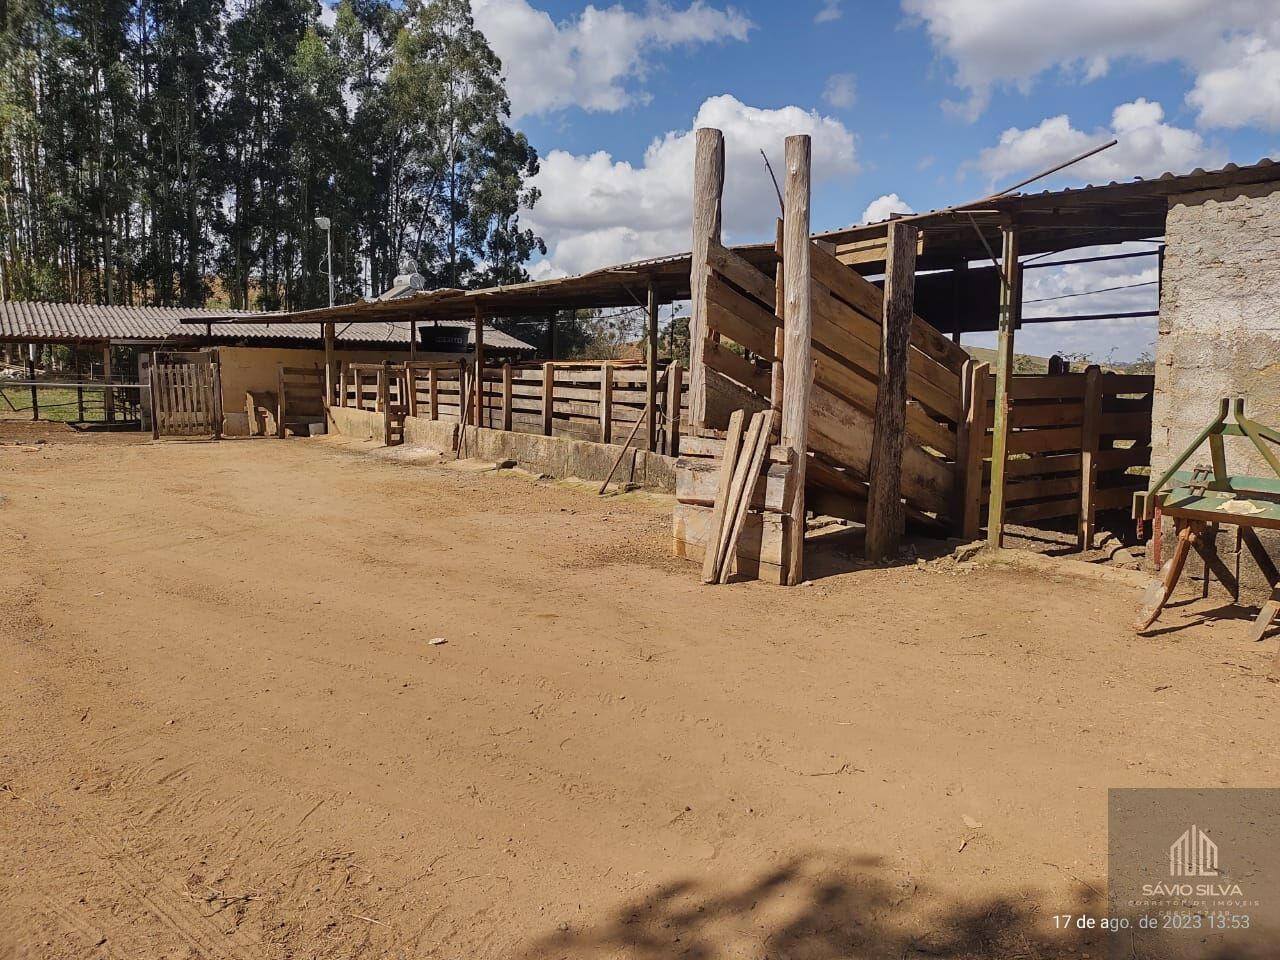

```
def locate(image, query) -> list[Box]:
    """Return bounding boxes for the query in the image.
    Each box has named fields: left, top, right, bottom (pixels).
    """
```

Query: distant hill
left=963, top=346, right=1154, bottom=375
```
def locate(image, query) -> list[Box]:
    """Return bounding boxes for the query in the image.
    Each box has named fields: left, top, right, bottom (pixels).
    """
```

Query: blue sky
left=463, top=0, right=1280, bottom=360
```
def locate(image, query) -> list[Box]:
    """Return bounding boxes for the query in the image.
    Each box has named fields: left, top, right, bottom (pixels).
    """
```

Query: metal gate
left=149, top=350, right=223, bottom=439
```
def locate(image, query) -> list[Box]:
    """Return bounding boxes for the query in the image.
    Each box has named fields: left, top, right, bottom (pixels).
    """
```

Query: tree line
left=0, top=0, right=544, bottom=311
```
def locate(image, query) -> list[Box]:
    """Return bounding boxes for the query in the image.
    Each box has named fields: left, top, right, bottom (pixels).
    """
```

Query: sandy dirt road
left=2, top=425, right=1278, bottom=959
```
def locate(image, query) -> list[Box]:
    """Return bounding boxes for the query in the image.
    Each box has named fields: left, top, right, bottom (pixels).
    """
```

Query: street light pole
left=314, top=215, right=334, bottom=308
left=315, top=215, right=336, bottom=408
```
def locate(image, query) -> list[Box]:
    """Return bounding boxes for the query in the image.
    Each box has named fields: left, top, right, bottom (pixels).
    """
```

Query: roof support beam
left=986, top=222, right=1022, bottom=549
left=646, top=283, right=659, bottom=452
left=473, top=303, right=485, bottom=428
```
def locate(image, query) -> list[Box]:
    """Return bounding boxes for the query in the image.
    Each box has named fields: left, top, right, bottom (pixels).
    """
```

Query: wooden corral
left=336, top=357, right=688, bottom=456
left=676, top=129, right=978, bottom=584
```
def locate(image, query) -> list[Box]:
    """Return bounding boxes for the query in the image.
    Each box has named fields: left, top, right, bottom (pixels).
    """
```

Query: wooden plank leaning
left=701, top=409, right=746, bottom=583
left=714, top=410, right=771, bottom=584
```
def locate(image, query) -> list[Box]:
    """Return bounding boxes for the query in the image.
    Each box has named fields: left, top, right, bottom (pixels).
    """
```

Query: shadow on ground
left=1139, top=598, right=1270, bottom=639
left=800, top=525, right=957, bottom=582
left=521, top=853, right=1274, bottom=960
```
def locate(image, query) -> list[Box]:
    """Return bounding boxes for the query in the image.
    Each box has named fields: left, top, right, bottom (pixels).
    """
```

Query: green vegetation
left=0, top=385, right=120, bottom=423
left=0, top=0, right=541, bottom=310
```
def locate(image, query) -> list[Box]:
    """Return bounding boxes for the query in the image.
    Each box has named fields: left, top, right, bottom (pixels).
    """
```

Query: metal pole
left=326, top=226, right=335, bottom=308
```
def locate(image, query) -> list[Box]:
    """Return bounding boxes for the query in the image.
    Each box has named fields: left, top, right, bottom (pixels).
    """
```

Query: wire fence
left=0, top=379, right=146, bottom=425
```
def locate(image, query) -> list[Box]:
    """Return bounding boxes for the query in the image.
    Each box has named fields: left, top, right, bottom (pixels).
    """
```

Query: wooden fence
left=963, top=368, right=1154, bottom=545
left=336, top=358, right=687, bottom=454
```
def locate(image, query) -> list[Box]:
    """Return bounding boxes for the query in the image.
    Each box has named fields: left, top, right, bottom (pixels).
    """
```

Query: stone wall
left=1151, top=182, right=1280, bottom=597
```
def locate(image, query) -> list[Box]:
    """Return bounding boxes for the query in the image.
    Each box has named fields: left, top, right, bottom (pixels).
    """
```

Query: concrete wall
left=1151, top=182, right=1280, bottom=597
left=327, top=405, right=676, bottom=492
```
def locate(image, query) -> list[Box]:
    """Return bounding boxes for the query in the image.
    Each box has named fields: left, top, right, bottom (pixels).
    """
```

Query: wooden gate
left=149, top=350, right=223, bottom=439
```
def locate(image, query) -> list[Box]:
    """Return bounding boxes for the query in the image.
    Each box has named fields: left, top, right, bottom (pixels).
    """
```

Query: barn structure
left=0, top=301, right=533, bottom=435
left=186, top=142, right=1280, bottom=593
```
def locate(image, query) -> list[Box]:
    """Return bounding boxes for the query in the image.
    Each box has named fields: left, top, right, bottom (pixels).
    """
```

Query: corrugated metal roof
left=0, top=301, right=535, bottom=352
left=817, top=156, right=1280, bottom=241
left=196, top=244, right=780, bottom=326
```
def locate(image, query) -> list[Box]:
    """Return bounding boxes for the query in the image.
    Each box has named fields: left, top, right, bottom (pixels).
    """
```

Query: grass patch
left=0, top=385, right=136, bottom=423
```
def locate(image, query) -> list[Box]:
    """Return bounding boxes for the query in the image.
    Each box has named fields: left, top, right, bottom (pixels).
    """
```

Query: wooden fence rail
left=971, top=368, right=1154, bottom=546
left=335, top=358, right=688, bottom=454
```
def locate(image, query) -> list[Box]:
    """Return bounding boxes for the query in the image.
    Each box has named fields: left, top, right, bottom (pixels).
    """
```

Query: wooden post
left=1078, top=364, right=1102, bottom=550
left=771, top=218, right=785, bottom=427
left=211, top=351, right=224, bottom=440
left=646, top=284, right=659, bottom=451
left=779, top=134, right=814, bottom=586
left=865, top=221, right=918, bottom=561
left=277, top=364, right=287, bottom=438
left=599, top=361, right=613, bottom=444
left=665, top=360, right=682, bottom=456
left=429, top=364, right=439, bottom=420
left=986, top=223, right=1021, bottom=549
left=408, top=321, right=417, bottom=362
left=26, top=347, right=37, bottom=420
left=375, top=364, right=385, bottom=413
left=407, top=365, right=419, bottom=418
left=323, top=321, right=335, bottom=408
left=502, top=362, right=513, bottom=431
left=75, top=352, right=85, bottom=421
left=542, top=361, right=555, bottom=435
left=473, top=305, right=485, bottom=429
left=949, top=260, right=968, bottom=344
left=149, top=358, right=160, bottom=439
left=339, top=362, right=348, bottom=408
left=379, top=361, right=391, bottom=443
left=457, top=358, right=467, bottom=423
left=957, top=361, right=992, bottom=539
left=688, top=127, right=724, bottom=430
left=102, top=343, right=114, bottom=421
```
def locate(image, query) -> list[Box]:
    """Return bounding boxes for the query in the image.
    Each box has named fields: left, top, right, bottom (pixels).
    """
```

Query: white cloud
left=902, top=0, right=1280, bottom=128
left=975, top=99, right=1223, bottom=187
left=526, top=94, right=858, bottom=276
left=815, top=0, right=842, bottom=23
left=860, top=193, right=914, bottom=223
left=822, top=72, right=857, bottom=110
left=318, top=1, right=337, bottom=30
left=1187, top=32, right=1280, bottom=130
left=472, top=0, right=753, bottom=119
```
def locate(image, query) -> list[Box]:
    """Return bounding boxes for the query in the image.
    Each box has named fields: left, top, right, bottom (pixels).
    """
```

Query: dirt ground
left=3, top=424, right=1279, bottom=959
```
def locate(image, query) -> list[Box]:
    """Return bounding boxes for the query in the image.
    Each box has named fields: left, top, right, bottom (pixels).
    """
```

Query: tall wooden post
left=502, top=362, right=513, bottom=431
left=957, top=360, right=992, bottom=539
left=780, top=135, right=813, bottom=586
left=771, top=218, right=785, bottom=425
left=323, top=321, right=335, bottom=408
left=865, top=221, right=918, bottom=561
left=473, top=304, right=485, bottom=428
left=102, top=343, right=114, bottom=421
left=26, top=345, right=37, bottom=420
left=1078, top=364, right=1102, bottom=550
left=665, top=360, right=682, bottom=456
left=542, top=362, right=555, bottom=435
left=599, top=361, right=613, bottom=444
left=986, top=222, right=1021, bottom=549
left=408, top=320, right=417, bottom=362
left=688, top=127, right=724, bottom=430
left=75, top=351, right=85, bottom=421
left=646, top=283, right=659, bottom=451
